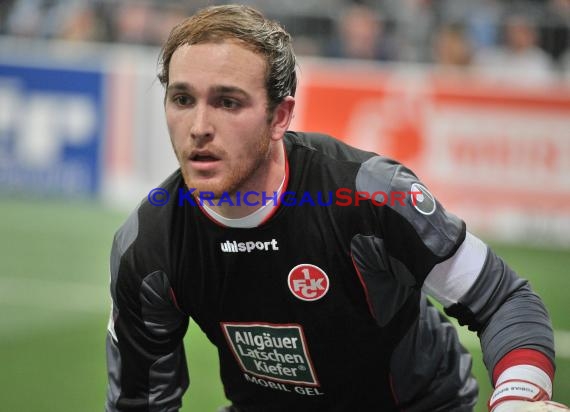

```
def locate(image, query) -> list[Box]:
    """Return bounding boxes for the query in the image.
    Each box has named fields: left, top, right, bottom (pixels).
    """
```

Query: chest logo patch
left=221, top=322, right=319, bottom=386
left=287, top=264, right=329, bottom=301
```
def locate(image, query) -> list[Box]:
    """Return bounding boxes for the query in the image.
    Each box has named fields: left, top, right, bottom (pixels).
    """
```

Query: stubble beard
left=179, top=128, right=272, bottom=200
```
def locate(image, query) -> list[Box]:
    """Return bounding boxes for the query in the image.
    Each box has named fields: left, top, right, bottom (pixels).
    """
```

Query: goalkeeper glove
left=489, top=379, right=569, bottom=411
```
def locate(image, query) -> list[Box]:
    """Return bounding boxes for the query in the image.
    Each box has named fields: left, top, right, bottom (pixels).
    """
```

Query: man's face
left=165, top=40, right=274, bottom=198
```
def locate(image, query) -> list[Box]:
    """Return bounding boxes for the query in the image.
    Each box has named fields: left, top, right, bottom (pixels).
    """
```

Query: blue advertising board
left=0, top=63, right=104, bottom=196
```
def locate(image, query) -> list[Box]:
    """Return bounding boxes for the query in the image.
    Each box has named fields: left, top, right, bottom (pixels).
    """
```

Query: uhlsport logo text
left=220, top=239, right=279, bottom=253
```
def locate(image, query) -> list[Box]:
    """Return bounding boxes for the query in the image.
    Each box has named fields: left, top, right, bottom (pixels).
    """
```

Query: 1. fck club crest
left=287, top=264, right=329, bottom=301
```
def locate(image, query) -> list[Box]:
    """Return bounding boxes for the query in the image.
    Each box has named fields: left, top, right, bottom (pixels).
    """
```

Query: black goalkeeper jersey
left=106, top=132, right=554, bottom=412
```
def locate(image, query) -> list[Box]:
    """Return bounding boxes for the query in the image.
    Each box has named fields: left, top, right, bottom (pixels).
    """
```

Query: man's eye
left=219, top=98, right=240, bottom=110
left=173, top=95, right=192, bottom=106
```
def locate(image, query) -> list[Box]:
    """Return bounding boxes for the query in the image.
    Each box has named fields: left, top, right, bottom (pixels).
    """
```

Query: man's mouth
left=191, top=154, right=219, bottom=162
left=187, top=150, right=221, bottom=171
left=189, top=149, right=221, bottom=161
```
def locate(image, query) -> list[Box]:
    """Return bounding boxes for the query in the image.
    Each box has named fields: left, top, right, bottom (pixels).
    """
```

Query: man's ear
left=270, top=96, right=295, bottom=141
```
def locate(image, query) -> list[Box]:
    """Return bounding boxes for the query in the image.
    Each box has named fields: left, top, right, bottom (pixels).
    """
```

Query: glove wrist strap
left=489, top=379, right=550, bottom=411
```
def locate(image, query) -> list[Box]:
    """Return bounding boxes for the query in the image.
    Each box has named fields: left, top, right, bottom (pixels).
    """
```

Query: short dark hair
left=158, top=4, right=297, bottom=112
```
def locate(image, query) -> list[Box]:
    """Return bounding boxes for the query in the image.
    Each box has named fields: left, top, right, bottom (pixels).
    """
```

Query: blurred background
left=0, top=0, right=569, bottom=411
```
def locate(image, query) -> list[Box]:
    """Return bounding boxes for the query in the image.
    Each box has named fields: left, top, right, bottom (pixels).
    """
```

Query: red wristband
left=493, top=349, right=554, bottom=385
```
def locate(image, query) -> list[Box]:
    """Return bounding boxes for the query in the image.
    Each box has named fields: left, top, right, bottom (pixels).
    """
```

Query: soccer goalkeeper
left=105, top=4, right=568, bottom=411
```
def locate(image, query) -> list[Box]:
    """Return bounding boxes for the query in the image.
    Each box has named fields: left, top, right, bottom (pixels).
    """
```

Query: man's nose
left=189, top=104, right=214, bottom=141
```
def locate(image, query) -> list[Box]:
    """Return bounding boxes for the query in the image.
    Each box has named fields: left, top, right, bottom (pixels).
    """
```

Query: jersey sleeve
left=106, top=208, right=190, bottom=411
left=425, top=229, right=555, bottom=392
left=441, top=242, right=555, bottom=386
left=355, top=156, right=555, bottom=390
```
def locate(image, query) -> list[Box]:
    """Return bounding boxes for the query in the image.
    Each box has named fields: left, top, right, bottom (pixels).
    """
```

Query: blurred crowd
left=1, top=0, right=569, bottom=79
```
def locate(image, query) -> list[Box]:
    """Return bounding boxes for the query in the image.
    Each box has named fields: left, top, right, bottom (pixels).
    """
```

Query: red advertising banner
left=292, top=60, right=570, bottom=245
